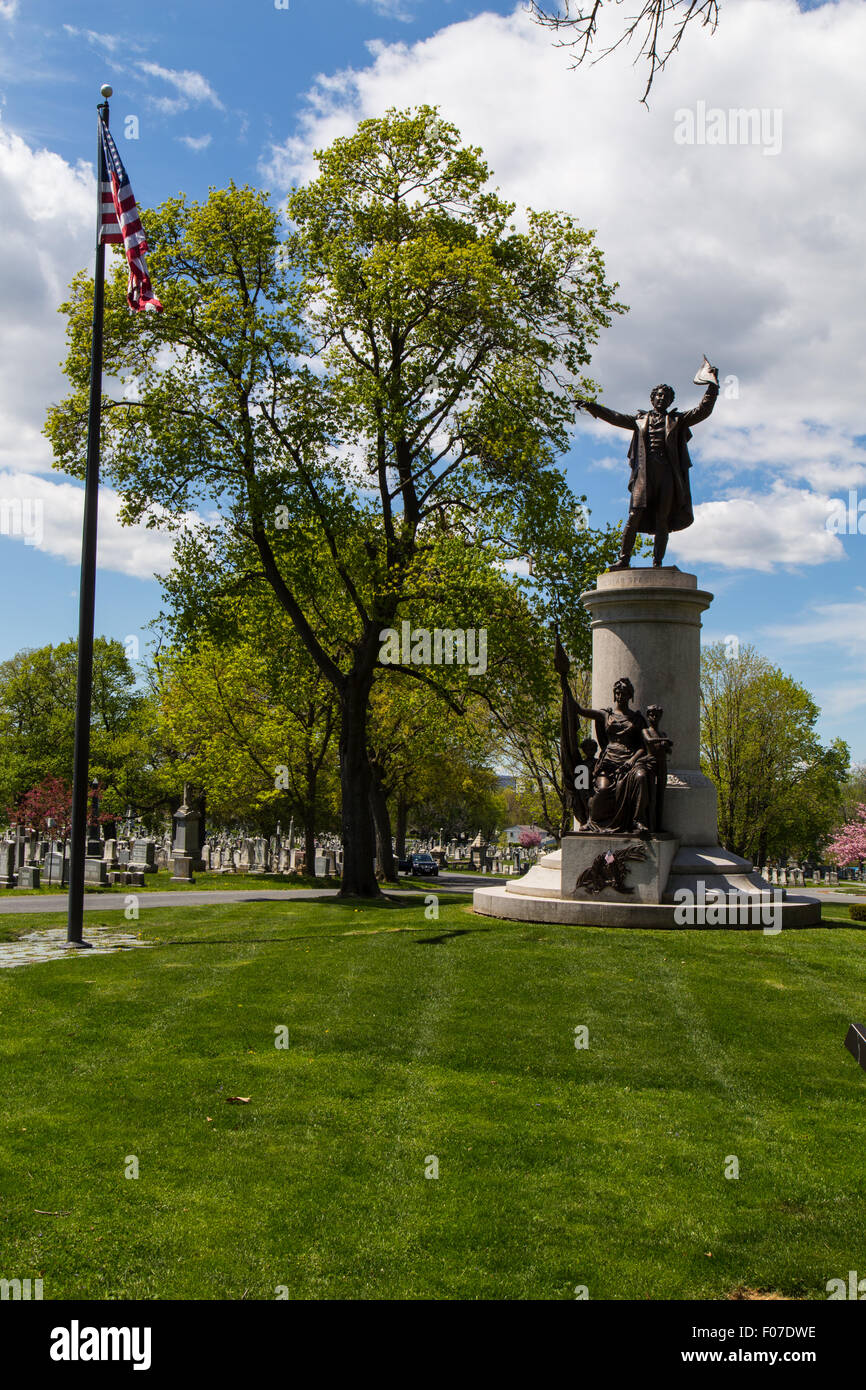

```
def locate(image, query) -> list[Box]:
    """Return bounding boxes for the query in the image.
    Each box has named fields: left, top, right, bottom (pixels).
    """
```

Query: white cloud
left=178, top=133, right=212, bottom=153
left=589, top=453, right=627, bottom=475
left=761, top=590, right=866, bottom=742
left=814, top=679, right=866, bottom=723
left=764, top=593, right=866, bottom=662
left=357, top=0, right=417, bottom=20
left=670, top=483, right=846, bottom=572
left=0, top=128, right=93, bottom=477
left=138, top=62, right=223, bottom=116
left=262, top=0, right=866, bottom=568
left=62, top=25, right=124, bottom=53
left=0, top=1, right=19, bottom=19
left=0, top=472, right=180, bottom=579
left=0, top=128, right=194, bottom=584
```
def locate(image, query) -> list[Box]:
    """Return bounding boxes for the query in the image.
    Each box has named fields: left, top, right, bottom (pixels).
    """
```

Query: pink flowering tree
left=826, top=805, right=866, bottom=867
left=519, top=829, right=543, bottom=850
left=7, top=777, right=74, bottom=835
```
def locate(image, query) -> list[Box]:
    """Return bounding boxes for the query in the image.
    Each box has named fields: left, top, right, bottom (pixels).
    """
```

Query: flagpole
left=66, top=84, right=113, bottom=947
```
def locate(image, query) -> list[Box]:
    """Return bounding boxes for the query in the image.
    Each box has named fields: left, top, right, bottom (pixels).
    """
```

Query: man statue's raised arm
left=676, top=380, right=719, bottom=429
left=579, top=399, right=637, bottom=431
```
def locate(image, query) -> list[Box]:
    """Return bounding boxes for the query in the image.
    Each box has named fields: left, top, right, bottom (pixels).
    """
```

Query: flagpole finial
left=100, top=84, right=113, bottom=99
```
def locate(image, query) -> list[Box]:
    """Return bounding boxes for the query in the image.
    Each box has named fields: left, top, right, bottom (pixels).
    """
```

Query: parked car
left=400, top=852, right=439, bottom=877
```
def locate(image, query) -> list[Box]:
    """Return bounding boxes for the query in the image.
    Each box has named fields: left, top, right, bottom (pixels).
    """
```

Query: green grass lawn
left=0, top=868, right=339, bottom=897
left=0, top=894, right=864, bottom=1300
left=0, top=868, right=476, bottom=898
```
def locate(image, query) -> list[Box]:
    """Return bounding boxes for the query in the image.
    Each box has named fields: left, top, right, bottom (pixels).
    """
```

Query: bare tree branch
left=528, top=0, right=721, bottom=104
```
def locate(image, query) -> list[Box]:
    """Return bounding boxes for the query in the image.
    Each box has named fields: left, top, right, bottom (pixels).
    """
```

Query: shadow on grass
left=414, top=929, right=474, bottom=945
left=196, top=893, right=470, bottom=910
left=154, top=923, right=493, bottom=949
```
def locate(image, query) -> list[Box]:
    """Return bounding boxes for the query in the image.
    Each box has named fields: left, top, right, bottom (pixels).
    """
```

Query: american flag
left=99, top=116, right=163, bottom=313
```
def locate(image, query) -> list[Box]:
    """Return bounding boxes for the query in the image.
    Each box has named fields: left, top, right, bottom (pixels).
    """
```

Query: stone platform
left=473, top=846, right=821, bottom=928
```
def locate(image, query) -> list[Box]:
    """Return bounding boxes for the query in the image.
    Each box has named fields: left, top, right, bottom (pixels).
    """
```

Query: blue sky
left=0, top=0, right=864, bottom=761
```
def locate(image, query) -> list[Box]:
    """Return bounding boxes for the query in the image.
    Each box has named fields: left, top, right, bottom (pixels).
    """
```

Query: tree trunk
left=369, top=765, right=397, bottom=882
left=395, top=794, right=408, bottom=862
left=339, top=671, right=380, bottom=897
left=304, top=754, right=317, bottom=876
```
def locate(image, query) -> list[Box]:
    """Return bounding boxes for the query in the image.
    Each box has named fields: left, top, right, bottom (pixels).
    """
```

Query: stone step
left=505, top=863, right=562, bottom=899
left=669, top=844, right=754, bottom=874
left=473, top=884, right=821, bottom=928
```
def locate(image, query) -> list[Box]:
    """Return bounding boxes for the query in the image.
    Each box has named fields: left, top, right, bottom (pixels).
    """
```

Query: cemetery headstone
left=172, top=786, right=204, bottom=870
left=171, top=854, right=194, bottom=882
left=314, top=851, right=333, bottom=877
left=43, top=849, right=68, bottom=887
left=84, top=858, right=107, bottom=886
left=0, top=840, right=16, bottom=888
left=131, top=839, right=157, bottom=874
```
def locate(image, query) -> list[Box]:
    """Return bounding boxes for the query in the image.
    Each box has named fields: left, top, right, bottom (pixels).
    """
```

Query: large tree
left=700, top=642, right=849, bottom=863
left=367, top=675, right=500, bottom=876
left=47, top=107, right=622, bottom=896
left=156, top=608, right=340, bottom=869
left=0, top=638, right=163, bottom=828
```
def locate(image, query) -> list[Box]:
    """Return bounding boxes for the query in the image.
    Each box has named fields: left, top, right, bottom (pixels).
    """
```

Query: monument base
left=480, top=563, right=822, bottom=928
left=473, top=845, right=821, bottom=929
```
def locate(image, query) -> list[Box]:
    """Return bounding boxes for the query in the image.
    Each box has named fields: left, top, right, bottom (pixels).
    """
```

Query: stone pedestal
left=561, top=832, right=678, bottom=904
left=581, top=567, right=716, bottom=845
left=473, top=566, right=821, bottom=929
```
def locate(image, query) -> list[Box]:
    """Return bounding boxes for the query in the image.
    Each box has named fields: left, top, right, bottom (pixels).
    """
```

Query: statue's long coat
left=586, top=384, right=718, bottom=535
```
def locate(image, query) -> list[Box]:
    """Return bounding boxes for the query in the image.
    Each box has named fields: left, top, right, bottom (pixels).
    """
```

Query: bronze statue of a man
left=580, top=359, right=719, bottom=568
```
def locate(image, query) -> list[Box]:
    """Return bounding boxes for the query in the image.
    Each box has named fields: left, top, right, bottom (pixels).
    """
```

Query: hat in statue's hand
left=694, top=355, right=719, bottom=386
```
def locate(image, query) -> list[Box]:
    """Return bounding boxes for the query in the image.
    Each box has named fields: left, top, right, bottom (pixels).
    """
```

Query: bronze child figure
left=641, top=704, right=673, bottom=832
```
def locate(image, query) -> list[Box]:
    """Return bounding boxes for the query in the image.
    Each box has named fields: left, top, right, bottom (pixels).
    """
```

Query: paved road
left=795, top=887, right=865, bottom=906
left=0, top=871, right=504, bottom=915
